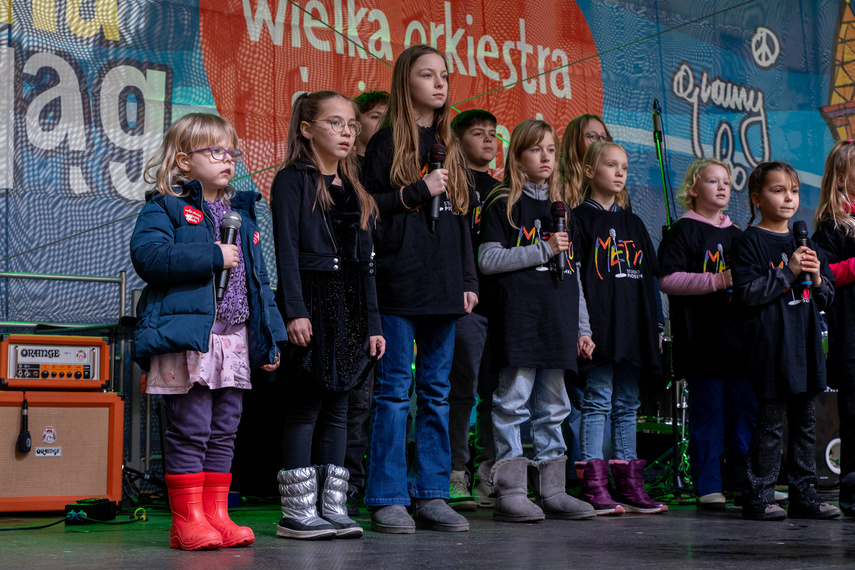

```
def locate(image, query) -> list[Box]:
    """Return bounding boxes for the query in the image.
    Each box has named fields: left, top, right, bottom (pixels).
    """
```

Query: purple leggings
left=163, top=384, right=244, bottom=474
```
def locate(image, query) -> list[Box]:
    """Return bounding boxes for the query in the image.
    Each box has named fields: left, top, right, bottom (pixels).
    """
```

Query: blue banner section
left=0, top=0, right=845, bottom=324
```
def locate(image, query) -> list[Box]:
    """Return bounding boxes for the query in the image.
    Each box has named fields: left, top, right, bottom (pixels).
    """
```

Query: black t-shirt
left=731, top=226, right=834, bottom=398
left=813, top=218, right=855, bottom=390
left=658, top=218, right=743, bottom=379
left=573, top=204, right=661, bottom=372
left=360, top=125, right=478, bottom=316
left=481, top=193, right=580, bottom=370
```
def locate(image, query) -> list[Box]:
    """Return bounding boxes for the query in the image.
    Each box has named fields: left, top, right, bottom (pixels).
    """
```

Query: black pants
left=343, top=370, right=374, bottom=492
left=838, top=388, right=855, bottom=512
left=282, top=379, right=350, bottom=470
left=746, top=395, right=817, bottom=506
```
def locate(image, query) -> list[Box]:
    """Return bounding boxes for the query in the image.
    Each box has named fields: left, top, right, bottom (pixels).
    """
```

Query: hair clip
left=846, top=139, right=854, bottom=144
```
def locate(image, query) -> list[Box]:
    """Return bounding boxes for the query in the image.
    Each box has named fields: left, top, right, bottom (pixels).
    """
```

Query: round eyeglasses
left=189, top=147, right=243, bottom=163
left=311, top=116, right=362, bottom=136
left=584, top=132, right=613, bottom=143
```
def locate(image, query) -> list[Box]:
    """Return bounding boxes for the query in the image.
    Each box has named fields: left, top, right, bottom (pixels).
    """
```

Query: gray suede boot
left=529, top=456, right=596, bottom=520
left=370, top=505, right=416, bottom=534
left=317, top=465, right=363, bottom=538
left=412, top=499, right=469, bottom=532
left=491, top=457, right=545, bottom=523
left=276, top=467, right=337, bottom=540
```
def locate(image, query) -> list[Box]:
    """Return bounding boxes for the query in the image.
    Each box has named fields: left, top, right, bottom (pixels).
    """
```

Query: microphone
left=610, top=228, right=627, bottom=278
left=17, top=392, right=31, bottom=453
left=428, top=144, right=446, bottom=233
left=793, top=220, right=812, bottom=302
left=653, top=99, right=663, bottom=138
left=717, top=243, right=732, bottom=294
left=215, top=210, right=242, bottom=301
left=550, top=201, right=567, bottom=281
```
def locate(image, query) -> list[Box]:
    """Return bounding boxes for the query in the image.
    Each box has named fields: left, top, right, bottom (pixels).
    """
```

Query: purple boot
left=609, top=459, right=668, bottom=514
left=575, top=460, right=624, bottom=516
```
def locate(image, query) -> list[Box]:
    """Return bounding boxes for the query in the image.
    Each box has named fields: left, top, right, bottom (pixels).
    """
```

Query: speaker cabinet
left=0, top=391, right=123, bottom=512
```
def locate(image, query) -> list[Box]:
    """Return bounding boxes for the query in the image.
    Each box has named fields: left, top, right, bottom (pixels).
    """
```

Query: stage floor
left=3, top=501, right=855, bottom=569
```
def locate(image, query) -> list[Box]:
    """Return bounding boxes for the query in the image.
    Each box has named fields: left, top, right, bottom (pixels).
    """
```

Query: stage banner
left=0, top=0, right=843, bottom=323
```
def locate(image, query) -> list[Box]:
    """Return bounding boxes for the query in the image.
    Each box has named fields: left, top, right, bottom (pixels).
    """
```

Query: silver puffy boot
left=491, top=457, right=545, bottom=523
left=276, top=467, right=337, bottom=540
left=529, top=456, right=596, bottom=520
left=317, top=465, right=363, bottom=538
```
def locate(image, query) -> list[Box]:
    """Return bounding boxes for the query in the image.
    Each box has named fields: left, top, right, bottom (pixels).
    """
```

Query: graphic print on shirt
left=703, top=243, right=729, bottom=274
left=516, top=219, right=575, bottom=274
left=594, top=227, right=644, bottom=280
left=770, top=253, right=802, bottom=306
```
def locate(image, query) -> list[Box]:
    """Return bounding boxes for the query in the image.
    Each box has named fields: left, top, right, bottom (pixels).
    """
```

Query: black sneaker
left=742, top=503, right=787, bottom=521
left=788, top=496, right=842, bottom=520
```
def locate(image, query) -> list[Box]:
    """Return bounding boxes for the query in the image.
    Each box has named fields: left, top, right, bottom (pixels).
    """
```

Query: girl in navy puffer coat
left=131, top=113, right=287, bottom=551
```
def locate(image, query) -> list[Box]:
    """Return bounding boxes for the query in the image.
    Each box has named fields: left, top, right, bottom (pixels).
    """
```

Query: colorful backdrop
left=0, top=0, right=848, bottom=323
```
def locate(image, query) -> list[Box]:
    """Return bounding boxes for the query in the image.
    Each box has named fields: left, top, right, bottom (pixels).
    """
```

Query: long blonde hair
left=581, top=141, right=628, bottom=202
left=144, top=113, right=238, bottom=201
left=279, top=91, right=378, bottom=230
left=677, top=158, right=731, bottom=211
left=485, top=119, right=564, bottom=229
left=559, top=114, right=628, bottom=209
left=814, top=140, right=855, bottom=236
left=385, top=44, right=469, bottom=213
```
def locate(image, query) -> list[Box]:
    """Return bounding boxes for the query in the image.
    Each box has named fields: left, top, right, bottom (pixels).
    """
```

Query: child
left=361, top=44, right=478, bottom=534
left=478, top=119, right=596, bottom=522
left=572, top=141, right=666, bottom=515
left=447, top=109, right=498, bottom=510
left=812, top=140, right=855, bottom=517
left=353, top=90, right=389, bottom=160
left=731, top=161, right=839, bottom=520
left=131, top=113, right=286, bottom=550
left=343, top=89, right=389, bottom=516
left=559, top=114, right=630, bottom=211
left=658, top=159, right=757, bottom=510
left=270, top=91, right=385, bottom=540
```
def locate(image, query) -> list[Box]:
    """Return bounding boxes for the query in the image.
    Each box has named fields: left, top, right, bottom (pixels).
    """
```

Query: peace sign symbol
left=751, top=27, right=780, bottom=69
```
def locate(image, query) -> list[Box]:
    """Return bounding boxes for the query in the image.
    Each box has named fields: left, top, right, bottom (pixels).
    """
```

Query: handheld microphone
left=428, top=144, right=446, bottom=233
left=793, top=220, right=812, bottom=302
left=17, top=392, right=31, bottom=454
left=717, top=243, right=732, bottom=294
left=550, top=201, right=567, bottom=280
left=215, top=210, right=242, bottom=301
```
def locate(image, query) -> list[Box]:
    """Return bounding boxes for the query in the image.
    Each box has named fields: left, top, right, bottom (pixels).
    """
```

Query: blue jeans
left=493, top=367, right=570, bottom=462
left=688, top=375, right=757, bottom=496
left=580, top=361, right=641, bottom=461
left=365, top=314, right=456, bottom=506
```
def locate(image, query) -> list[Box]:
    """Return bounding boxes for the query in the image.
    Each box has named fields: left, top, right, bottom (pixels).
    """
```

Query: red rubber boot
left=203, top=472, right=255, bottom=547
left=165, top=472, right=223, bottom=550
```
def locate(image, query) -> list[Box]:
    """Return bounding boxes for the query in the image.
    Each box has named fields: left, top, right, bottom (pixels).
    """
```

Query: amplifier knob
left=74, top=371, right=82, bottom=379
left=41, top=370, right=49, bottom=378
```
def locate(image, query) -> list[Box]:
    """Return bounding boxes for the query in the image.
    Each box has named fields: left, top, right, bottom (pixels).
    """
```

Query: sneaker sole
left=449, top=499, right=478, bottom=512
left=276, top=526, right=337, bottom=539
left=622, top=504, right=667, bottom=514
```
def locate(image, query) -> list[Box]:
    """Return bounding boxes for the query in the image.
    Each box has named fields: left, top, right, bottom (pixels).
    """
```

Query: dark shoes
left=787, top=492, right=841, bottom=520
left=742, top=502, right=787, bottom=521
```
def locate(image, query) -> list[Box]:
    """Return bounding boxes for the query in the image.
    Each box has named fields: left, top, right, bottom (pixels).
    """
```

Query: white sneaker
left=697, top=492, right=727, bottom=510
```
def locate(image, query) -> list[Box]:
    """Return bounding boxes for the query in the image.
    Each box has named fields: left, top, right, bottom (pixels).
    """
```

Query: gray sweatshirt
left=478, top=181, right=592, bottom=337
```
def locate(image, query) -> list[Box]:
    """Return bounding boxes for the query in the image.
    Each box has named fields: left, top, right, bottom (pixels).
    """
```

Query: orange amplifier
left=0, top=335, right=110, bottom=390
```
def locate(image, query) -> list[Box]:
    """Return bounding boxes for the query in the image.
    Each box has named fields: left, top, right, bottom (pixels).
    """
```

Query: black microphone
left=793, top=220, right=812, bottom=302
left=215, top=211, right=242, bottom=301
left=17, top=392, right=31, bottom=453
left=550, top=201, right=567, bottom=281
left=653, top=98, right=663, bottom=137
left=428, top=144, right=446, bottom=233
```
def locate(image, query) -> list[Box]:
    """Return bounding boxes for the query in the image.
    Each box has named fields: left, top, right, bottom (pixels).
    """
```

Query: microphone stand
left=653, top=99, right=677, bottom=233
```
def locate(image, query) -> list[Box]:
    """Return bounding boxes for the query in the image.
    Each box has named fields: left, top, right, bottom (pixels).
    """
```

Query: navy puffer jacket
left=130, top=179, right=287, bottom=371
